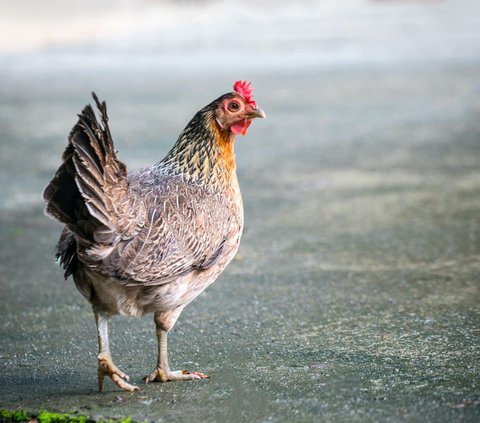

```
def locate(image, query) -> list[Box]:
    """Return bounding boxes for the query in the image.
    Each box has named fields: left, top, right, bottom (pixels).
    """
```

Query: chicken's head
left=214, top=80, right=266, bottom=136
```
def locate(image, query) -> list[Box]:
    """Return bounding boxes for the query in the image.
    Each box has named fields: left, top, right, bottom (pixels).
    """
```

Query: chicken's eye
left=228, top=101, right=240, bottom=112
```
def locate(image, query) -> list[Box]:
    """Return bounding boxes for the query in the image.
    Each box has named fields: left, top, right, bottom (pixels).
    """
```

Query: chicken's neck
left=157, top=110, right=237, bottom=191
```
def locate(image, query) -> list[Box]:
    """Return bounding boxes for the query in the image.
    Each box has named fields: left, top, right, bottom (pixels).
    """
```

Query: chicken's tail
left=43, top=93, right=128, bottom=274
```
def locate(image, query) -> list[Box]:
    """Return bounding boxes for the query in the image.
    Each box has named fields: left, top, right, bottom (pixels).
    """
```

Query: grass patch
left=0, top=410, right=136, bottom=423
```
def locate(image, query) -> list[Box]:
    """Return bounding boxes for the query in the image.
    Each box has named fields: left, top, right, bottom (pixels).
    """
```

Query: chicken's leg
left=95, top=311, right=139, bottom=392
left=144, top=311, right=209, bottom=383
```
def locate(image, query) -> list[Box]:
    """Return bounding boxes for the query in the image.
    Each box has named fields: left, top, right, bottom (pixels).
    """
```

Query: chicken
left=43, top=81, right=265, bottom=392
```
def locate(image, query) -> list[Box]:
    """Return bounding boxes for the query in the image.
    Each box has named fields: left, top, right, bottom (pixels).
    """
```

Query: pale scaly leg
left=95, top=311, right=139, bottom=392
left=144, top=311, right=209, bottom=383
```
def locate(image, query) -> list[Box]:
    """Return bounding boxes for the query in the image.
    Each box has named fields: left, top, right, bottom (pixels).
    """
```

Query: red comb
left=233, top=80, right=257, bottom=109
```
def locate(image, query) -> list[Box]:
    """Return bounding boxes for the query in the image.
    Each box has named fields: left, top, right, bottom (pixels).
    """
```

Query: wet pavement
left=1, top=1, right=480, bottom=422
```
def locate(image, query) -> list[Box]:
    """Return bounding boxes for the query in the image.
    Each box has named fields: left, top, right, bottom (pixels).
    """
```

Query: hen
left=43, top=81, right=265, bottom=392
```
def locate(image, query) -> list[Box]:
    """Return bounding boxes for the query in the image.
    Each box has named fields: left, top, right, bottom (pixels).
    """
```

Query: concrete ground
left=1, top=1, right=479, bottom=422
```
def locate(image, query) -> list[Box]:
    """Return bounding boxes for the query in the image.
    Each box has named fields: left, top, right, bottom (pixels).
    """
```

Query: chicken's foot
left=144, top=327, right=208, bottom=383
left=95, top=311, right=139, bottom=392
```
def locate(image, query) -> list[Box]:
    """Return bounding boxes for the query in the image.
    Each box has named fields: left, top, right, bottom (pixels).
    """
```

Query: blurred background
left=1, top=0, right=479, bottom=421
left=1, top=0, right=480, bottom=208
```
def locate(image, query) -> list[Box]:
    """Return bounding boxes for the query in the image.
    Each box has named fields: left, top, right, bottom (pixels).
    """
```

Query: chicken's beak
left=247, top=108, right=267, bottom=119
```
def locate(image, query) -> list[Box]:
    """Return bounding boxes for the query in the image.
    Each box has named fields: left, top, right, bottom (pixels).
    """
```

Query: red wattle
left=231, top=119, right=251, bottom=136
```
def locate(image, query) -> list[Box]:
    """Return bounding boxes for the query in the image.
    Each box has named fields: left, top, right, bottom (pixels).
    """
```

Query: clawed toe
left=144, top=368, right=209, bottom=383
left=183, top=370, right=209, bottom=379
left=98, top=356, right=139, bottom=392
